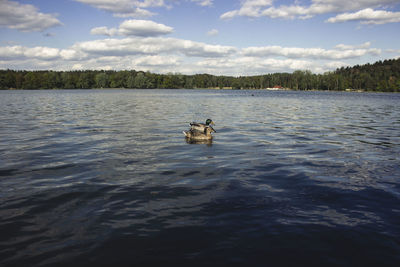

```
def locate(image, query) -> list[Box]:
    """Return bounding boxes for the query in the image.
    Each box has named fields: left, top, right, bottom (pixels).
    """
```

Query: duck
left=189, top=119, right=215, bottom=132
left=183, top=126, right=216, bottom=140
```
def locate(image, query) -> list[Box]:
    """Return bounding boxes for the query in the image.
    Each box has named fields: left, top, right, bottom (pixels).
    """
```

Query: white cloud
left=196, top=57, right=316, bottom=75
left=220, top=0, right=400, bottom=24
left=74, top=0, right=163, bottom=17
left=91, top=19, right=173, bottom=37
left=207, top=29, right=219, bottom=36
left=221, top=0, right=273, bottom=19
left=0, top=45, right=86, bottom=61
left=73, top=37, right=236, bottom=58
left=241, top=44, right=381, bottom=60
left=72, top=63, right=84, bottom=70
left=131, top=55, right=181, bottom=66
left=0, top=46, right=60, bottom=60
left=59, top=49, right=84, bottom=60
left=334, top=42, right=371, bottom=50
left=67, top=54, right=181, bottom=71
left=119, top=19, right=173, bottom=36
left=75, top=0, right=213, bottom=17
left=0, top=45, right=25, bottom=59
left=0, top=0, right=62, bottom=32
left=90, top=26, right=120, bottom=36
left=326, top=8, right=400, bottom=24
left=23, top=47, right=60, bottom=60
left=386, top=49, right=400, bottom=54
left=220, top=11, right=239, bottom=20
left=324, top=61, right=350, bottom=69
left=191, top=0, right=214, bottom=7
left=0, top=38, right=382, bottom=75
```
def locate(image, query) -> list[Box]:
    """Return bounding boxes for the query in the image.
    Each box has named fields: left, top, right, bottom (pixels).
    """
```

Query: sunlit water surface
left=1, top=89, right=399, bottom=266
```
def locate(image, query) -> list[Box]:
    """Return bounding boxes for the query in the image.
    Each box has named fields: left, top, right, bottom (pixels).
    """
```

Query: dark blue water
left=1, top=89, right=399, bottom=266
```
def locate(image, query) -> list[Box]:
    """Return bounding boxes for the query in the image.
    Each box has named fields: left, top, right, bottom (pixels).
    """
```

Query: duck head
left=206, top=119, right=215, bottom=126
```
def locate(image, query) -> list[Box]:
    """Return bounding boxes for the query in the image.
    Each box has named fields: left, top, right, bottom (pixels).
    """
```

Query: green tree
left=161, top=74, right=174, bottom=88
left=47, top=71, right=61, bottom=89
left=61, top=72, right=74, bottom=88
left=133, top=72, right=147, bottom=88
left=23, top=72, right=39, bottom=89
left=2, top=70, right=16, bottom=89
left=95, top=72, right=109, bottom=88
left=126, top=73, right=135, bottom=88
left=77, top=72, right=93, bottom=89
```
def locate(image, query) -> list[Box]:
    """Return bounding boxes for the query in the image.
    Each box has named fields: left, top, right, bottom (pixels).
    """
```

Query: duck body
left=183, top=126, right=216, bottom=140
left=190, top=119, right=215, bottom=132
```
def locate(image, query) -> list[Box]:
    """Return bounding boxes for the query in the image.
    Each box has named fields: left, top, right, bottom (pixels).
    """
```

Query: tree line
left=1, top=58, right=399, bottom=92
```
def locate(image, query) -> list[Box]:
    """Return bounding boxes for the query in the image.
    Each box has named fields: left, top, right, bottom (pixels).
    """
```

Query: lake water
left=1, top=89, right=399, bottom=266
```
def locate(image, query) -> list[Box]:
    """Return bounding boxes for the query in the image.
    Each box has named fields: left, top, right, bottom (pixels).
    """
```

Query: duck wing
left=189, top=122, right=205, bottom=127
left=189, top=122, right=206, bottom=132
left=183, top=129, right=203, bottom=138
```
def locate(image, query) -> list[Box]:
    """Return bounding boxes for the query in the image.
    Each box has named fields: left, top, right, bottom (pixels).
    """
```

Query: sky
left=1, top=0, right=400, bottom=76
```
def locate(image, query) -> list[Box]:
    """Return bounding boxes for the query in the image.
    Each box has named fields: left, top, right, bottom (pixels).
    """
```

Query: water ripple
left=1, top=90, right=399, bottom=266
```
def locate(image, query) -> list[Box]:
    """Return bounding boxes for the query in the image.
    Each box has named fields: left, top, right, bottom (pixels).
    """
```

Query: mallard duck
left=183, top=126, right=216, bottom=140
left=190, top=119, right=215, bottom=132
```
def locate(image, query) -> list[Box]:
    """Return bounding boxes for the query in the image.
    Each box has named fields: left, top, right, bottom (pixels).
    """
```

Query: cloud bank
left=220, top=0, right=400, bottom=25
left=74, top=0, right=163, bottom=17
left=242, top=44, right=381, bottom=60
left=0, top=0, right=392, bottom=75
left=0, top=0, right=62, bottom=32
left=91, top=19, right=173, bottom=37
left=75, top=0, right=214, bottom=17
left=0, top=36, right=381, bottom=75
left=326, top=8, right=400, bottom=24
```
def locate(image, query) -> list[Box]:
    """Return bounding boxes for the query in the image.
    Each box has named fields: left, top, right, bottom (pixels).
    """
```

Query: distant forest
left=1, top=58, right=399, bottom=92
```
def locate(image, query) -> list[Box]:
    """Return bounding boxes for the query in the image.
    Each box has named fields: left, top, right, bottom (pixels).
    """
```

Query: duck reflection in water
left=185, top=138, right=213, bottom=145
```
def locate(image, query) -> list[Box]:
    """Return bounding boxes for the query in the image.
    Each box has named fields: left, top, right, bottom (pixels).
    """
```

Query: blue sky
left=1, top=0, right=400, bottom=75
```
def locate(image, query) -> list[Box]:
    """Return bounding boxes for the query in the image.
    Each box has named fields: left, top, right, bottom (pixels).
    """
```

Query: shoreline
left=1, top=87, right=398, bottom=93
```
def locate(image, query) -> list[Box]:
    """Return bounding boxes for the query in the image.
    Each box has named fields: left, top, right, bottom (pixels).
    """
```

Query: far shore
left=2, top=87, right=396, bottom=93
